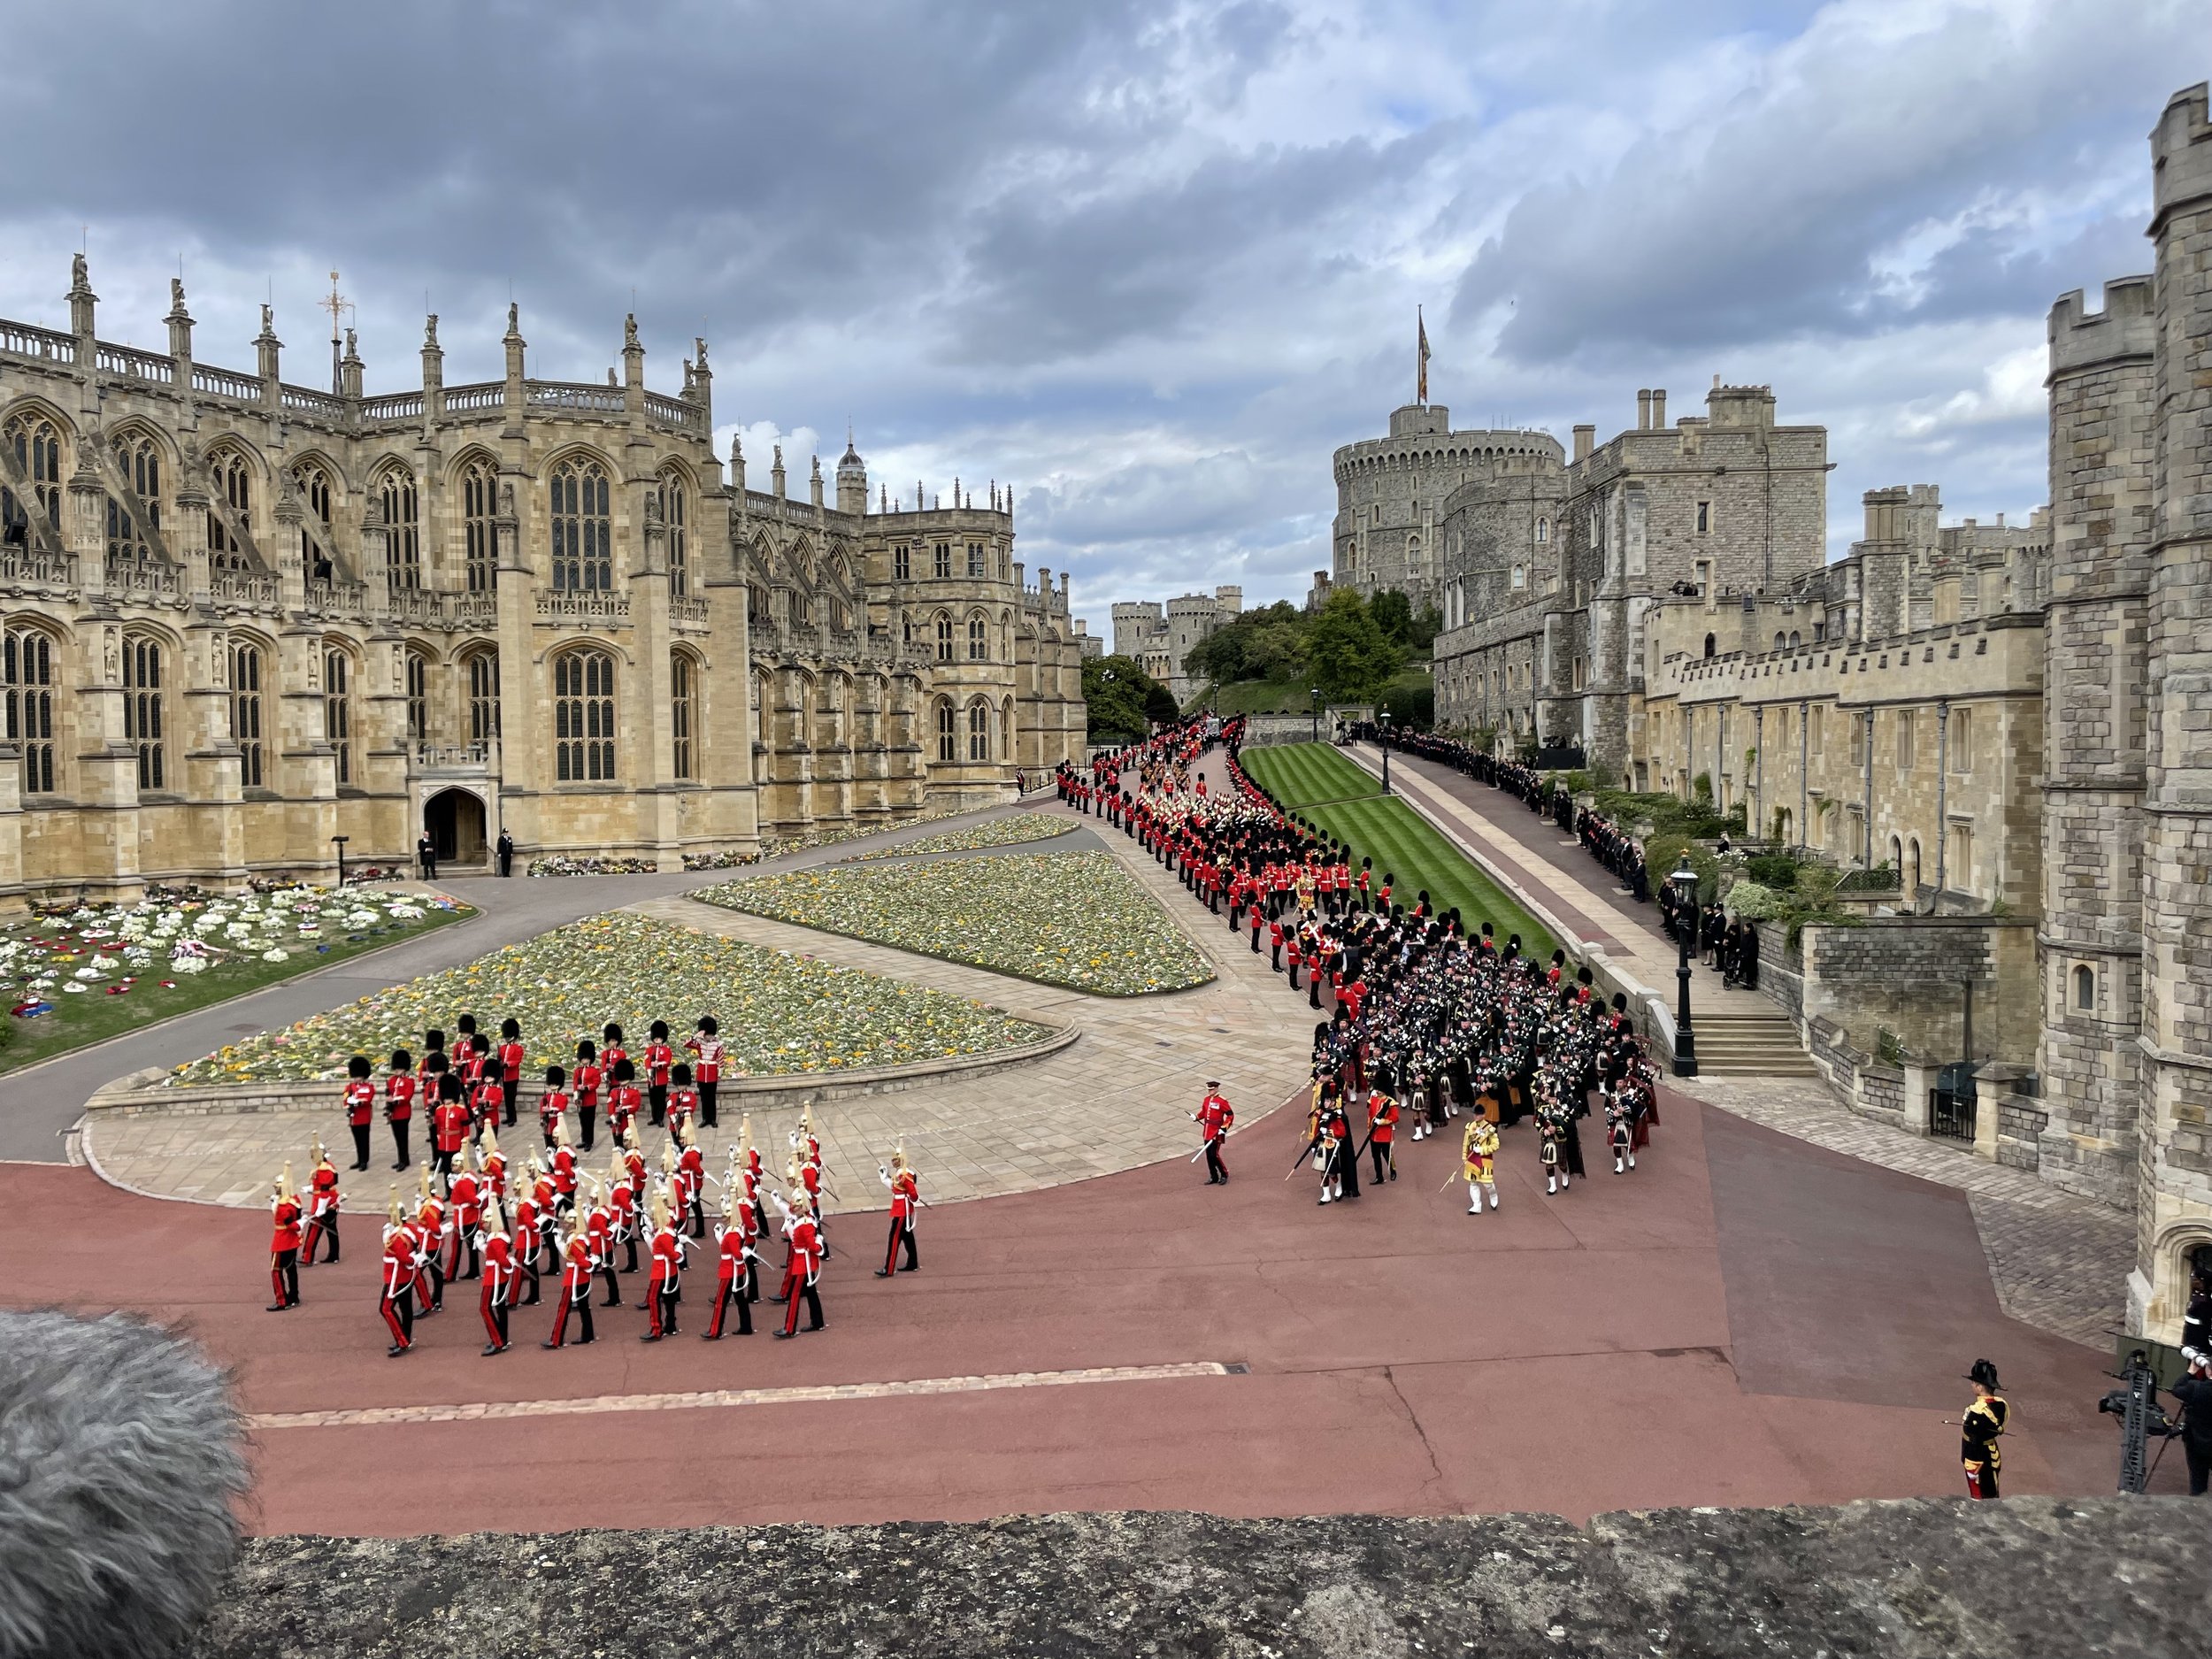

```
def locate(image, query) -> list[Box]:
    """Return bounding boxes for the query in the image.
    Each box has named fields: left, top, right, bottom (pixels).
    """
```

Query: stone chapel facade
left=0, top=259, right=1086, bottom=895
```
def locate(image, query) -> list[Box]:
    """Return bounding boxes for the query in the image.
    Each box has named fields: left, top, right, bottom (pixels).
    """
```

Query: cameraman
left=2172, top=1351, right=2212, bottom=1497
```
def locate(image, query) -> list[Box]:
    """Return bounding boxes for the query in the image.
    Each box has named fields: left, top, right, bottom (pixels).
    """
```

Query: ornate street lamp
left=1670, top=852, right=1700, bottom=1077
left=1310, top=687, right=1321, bottom=743
left=1379, top=709, right=1393, bottom=794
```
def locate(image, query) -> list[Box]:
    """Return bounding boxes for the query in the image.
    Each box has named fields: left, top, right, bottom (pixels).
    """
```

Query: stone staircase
left=1688, top=1007, right=1821, bottom=1077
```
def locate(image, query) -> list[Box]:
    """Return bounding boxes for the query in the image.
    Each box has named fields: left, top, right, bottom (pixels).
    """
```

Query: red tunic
left=572, top=1061, right=603, bottom=1110
left=343, top=1079, right=376, bottom=1127
left=433, top=1100, right=471, bottom=1155
left=384, top=1073, right=416, bottom=1123
left=270, top=1198, right=302, bottom=1253
left=643, top=1043, right=674, bottom=1088
left=498, top=1040, right=526, bottom=1084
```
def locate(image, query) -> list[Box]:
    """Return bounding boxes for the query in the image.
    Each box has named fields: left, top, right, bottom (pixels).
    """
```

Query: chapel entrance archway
left=425, top=787, right=488, bottom=866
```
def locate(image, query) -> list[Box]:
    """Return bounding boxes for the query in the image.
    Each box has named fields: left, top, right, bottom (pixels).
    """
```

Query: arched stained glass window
left=554, top=649, right=616, bottom=781
left=123, top=633, right=164, bottom=790
left=230, top=639, right=265, bottom=788
left=379, top=466, right=420, bottom=590
left=4, top=625, right=57, bottom=793
left=549, top=457, right=612, bottom=592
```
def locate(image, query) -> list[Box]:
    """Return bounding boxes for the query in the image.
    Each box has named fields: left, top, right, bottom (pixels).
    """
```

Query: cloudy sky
left=0, top=0, right=2195, bottom=615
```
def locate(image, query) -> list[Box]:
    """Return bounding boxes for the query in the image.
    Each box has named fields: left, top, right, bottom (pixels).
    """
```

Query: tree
left=1082, top=655, right=1172, bottom=745
left=1370, top=588, right=1442, bottom=652
left=1182, top=601, right=1306, bottom=686
left=1304, top=589, right=1405, bottom=703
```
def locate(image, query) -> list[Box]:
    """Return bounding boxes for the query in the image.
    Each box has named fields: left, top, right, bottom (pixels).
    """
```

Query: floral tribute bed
left=695, top=851, right=1213, bottom=996
left=166, top=910, right=1051, bottom=1087
left=843, top=813, right=1075, bottom=861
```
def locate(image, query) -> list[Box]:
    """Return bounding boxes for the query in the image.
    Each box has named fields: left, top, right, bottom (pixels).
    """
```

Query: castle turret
left=836, top=432, right=867, bottom=516
left=2039, top=276, right=2157, bottom=1211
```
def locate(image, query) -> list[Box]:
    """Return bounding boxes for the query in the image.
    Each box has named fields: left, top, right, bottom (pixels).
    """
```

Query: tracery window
left=968, top=614, right=987, bottom=661
left=293, top=461, right=334, bottom=576
left=461, top=457, right=498, bottom=593
left=123, top=633, right=164, bottom=790
left=230, top=639, right=265, bottom=788
left=549, top=457, right=612, bottom=591
left=207, top=448, right=253, bottom=570
left=4, top=626, right=57, bottom=794
left=967, top=698, right=989, bottom=762
left=671, top=652, right=697, bottom=780
left=933, top=542, right=951, bottom=580
left=934, top=613, right=953, bottom=662
left=894, top=544, right=910, bottom=580
left=2, top=411, right=63, bottom=544
left=554, top=649, right=616, bottom=782
left=934, top=697, right=955, bottom=763
left=465, top=649, right=501, bottom=750
left=108, top=429, right=163, bottom=563
left=967, top=542, right=984, bottom=578
left=659, top=468, right=689, bottom=597
left=405, top=648, right=430, bottom=744
left=379, top=466, right=420, bottom=590
left=324, top=646, right=353, bottom=787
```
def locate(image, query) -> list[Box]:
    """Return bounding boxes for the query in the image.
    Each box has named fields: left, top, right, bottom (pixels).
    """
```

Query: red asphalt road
left=0, top=1077, right=2157, bottom=1536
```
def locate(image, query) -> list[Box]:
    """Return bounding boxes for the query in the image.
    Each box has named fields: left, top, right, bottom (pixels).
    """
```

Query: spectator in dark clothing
left=2170, top=1352, right=2212, bottom=1497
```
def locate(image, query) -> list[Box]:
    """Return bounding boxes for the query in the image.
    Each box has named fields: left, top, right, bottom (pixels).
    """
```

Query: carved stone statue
left=425, top=313, right=439, bottom=346
left=103, top=628, right=119, bottom=680
left=695, top=336, right=709, bottom=370
left=258, top=303, right=273, bottom=334
left=644, top=490, right=662, bottom=526
left=72, top=252, right=88, bottom=290
left=498, top=480, right=516, bottom=518
left=169, top=277, right=185, bottom=310
left=506, top=302, right=519, bottom=335
left=624, top=312, right=640, bottom=350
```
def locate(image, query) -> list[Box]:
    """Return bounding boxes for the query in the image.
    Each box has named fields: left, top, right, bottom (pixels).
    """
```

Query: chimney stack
left=1651, top=388, right=1667, bottom=428
left=1635, top=389, right=1652, bottom=430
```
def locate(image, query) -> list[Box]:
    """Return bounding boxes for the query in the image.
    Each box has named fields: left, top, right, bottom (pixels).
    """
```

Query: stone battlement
left=2047, top=277, right=2157, bottom=376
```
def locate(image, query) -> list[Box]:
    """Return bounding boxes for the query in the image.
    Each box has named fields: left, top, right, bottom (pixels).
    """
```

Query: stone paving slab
left=81, top=824, right=1317, bottom=1215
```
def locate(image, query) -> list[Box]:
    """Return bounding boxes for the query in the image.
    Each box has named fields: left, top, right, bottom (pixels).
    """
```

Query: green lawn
left=1243, top=743, right=1555, bottom=957
left=1239, top=742, right=1383, bottom=810
left=0, top=889, right=472, bottom=1077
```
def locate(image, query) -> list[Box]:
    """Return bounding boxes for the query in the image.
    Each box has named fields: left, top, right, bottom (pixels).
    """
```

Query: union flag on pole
left=1417, top=307, right=1430, bottom=405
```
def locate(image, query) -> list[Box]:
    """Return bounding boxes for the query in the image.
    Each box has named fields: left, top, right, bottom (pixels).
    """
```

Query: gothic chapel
left=0, top=257, right=1086, bottom=895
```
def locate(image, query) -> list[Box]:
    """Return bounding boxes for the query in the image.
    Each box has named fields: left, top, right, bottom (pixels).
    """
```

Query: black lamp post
left=1310, top=687, right=1321, bottom=743
left=1379, top=710, right=1392, bottom=794
left=330, top=833, right=349, bottom=889
left=1670, top=852, right=1700, bottom=1077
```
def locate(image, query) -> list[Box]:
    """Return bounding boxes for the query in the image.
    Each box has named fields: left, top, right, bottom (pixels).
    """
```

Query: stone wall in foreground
left=188, top=1498, right=2209, bottom=1659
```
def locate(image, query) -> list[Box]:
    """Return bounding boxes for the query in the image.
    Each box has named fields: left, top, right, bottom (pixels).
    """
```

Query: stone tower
left=2039, top=277, right=2156, bottom=1209
left=836, top=434, right=868, bottom=517
left=2133, top=81, right=2212, bottom=1336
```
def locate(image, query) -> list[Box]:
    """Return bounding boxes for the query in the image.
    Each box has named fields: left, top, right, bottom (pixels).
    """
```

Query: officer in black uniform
left=1955, top=1357, right=2008, bottom=1499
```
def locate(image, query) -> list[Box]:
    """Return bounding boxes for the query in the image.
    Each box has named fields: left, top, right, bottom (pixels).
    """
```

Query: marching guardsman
left=704, top=1189, right=757, bottom=1338
left=379, top=1188, right=417, bottom=1356
left=1194, top=1082, right=1233, bottom=1186
left=1955, top=1358, right=2008, bottom=1499
left=301, top=1138, right=342, bottom=1266
left=549, top=1118, right=580, bottom=1214
left=772, top=1179, right=826, bottom=1339
left=538, top=1064, right=572, bottom=1154
left=601, top=1153, right=634, bottom=1302
left=267, top=1163, right=303, bottom=1311
left=666, top=1063, right=700, bottom=1137
left=496, top=1017, right=526, bottom=1125
left=572, top=1039, right=603, bottom=1154
left=1365, top=1084, right=1398, bottom=1183
left=607, top=1057, right=642, bottom=1146
left=446, top=1152, right=484, bottom=1279
left=641, top=1188, right=686, bottom=1340
left=687, top=1016, right=725, bottom=1128
left=643, top=1020, right=676, bottom=1127
left=877, top=1142, right=921, bottom=1277
left=793, top=1111, right=833, bottom=1257
left=511, top=1171, right=546, bottom=1306
left=531, top=1164, right=562, bottom=1271
left=1460, top=1116, right=1500, bottom=1215
left=675, top=1120, right=709, bottom=1237
left=541, top=1205, right=598, bottom=1349
left=478, top=1194, right=514, bottom=1356
left=479, top=1125, right=509, bottom=1213
left=413, top=1166, right=448, bottom=1314
left=428, top=1072, right=471, bottom=1188
left=342, top=1055, right=376, bottom=1171
left=619, top=1130, right=649, bottom=1273
left=581, top=1178, right=618, bottom=1304
left=384, top=1048, right=417, bottom=1171
left=736, top=1116, right=768, bottom=1245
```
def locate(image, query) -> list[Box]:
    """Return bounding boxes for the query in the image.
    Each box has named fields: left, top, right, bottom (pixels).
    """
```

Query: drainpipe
left=1932, top=698, right=1948, bottom=914
left=1862, top=710, right=1874, bottom=871
left=1755, top=706, right=1765, bottom=841
left=1797, top=698, right=1809, bottom=855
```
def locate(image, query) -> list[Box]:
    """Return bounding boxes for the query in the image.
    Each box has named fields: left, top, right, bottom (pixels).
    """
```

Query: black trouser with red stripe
left=884, top=1215, right=918, bottom=1274
left=416, top=1256, right=444, bottom=1313
left=380, top=1293, right=413, bottom=1348
left=708, top=1271, right=753, bottom=1336
left=649, top=1280, right=680, bottom=1336
left=598, top=1256, right=623, bottom=1307
left=781, top=1268, right=824, bottom=1334
left=270, top=1249, right=299, bottom=1307
left=480, top=1284, right=509, bottom=1348
left=1371, top=1139, right=1393, bottom=1183
left=447, top=1226, right=478, bottom=1281
left=1203, top=1140, right=1227, bottom=1183
left=547, top=1286, right=594, bottom=1347
left=303, top=1210, right=338, bottom=1264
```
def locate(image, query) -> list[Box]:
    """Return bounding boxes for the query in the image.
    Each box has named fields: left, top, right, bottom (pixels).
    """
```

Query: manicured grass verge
left=1238, top=742, right=1383, bottom=810
left=1243, top=745, right=1555, bottom=958
left=0, top=893, right=472, bottom=1078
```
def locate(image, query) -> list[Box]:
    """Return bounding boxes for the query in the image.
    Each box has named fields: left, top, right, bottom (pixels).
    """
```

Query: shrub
left=1746, top=853, right=1801, bottom=889
left=1723, top=879, right=1782, bottom=919
left=1645, top=833, right=1719, bottom=904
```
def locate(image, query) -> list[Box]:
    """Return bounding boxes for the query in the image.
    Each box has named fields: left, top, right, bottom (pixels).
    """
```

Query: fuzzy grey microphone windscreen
left=0, top=1310, right=247, bottom=1659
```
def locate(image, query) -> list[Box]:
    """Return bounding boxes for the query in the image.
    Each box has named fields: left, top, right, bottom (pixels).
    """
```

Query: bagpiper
left=300, top=1138, right=342, bottom=1266
left=876, top=1142, right=921, bottom=1278
left=1460, top=1116, right=1500, bottom=1215
left=266, top=1163, right=303, bottom=1311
